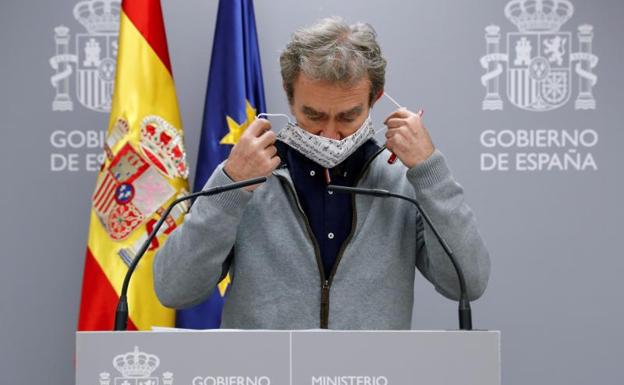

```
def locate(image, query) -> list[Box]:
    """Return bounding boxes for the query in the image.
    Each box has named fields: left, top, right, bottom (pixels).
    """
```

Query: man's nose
left=320, top=121, right=340, bottom=140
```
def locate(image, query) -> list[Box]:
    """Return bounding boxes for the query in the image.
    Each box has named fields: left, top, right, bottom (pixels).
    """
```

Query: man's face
left=289, top=73, right=372, bottom=140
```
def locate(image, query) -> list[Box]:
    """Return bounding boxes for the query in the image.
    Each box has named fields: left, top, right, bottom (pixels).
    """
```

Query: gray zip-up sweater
left=153, top=147, right=490, bottom=329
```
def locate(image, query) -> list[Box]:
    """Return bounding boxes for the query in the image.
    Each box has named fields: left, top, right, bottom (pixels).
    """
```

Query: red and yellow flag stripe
left=79, top=0, right=188, bottom=331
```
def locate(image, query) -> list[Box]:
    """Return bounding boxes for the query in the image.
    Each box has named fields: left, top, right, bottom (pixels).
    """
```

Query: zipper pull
left=320, top=280, right=330, bottom=329
left=321, top=280, right=330, bottom=302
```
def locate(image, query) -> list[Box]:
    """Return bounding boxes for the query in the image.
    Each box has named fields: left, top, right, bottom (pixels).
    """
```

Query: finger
left=385, top=118, right=407, bottom=129
left=269, top=155, right=281, bottom=170
left=247, top=118, right=272, bottom=137
left=383, top=108, right=411, bottom=124
left=257, top=129, right=277, bottom=148
left=385, top=127, right=407, bottom=139
left=264, top=145, right=277, bottom=158
left=386, top=136, right=407, bottom=154
left=406, top=112, right=423, bottom=126
left=385, top=137, right=396, bottom=152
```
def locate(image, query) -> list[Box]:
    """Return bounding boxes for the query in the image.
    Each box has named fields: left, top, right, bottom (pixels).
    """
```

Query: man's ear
left=375, top=89, right=384, bottom=102
left=370, top=89, right=384, bottom=108
left=283, top=81, right=295, bottom=114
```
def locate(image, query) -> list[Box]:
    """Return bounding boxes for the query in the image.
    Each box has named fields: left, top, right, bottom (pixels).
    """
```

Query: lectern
left=76, top=330, right=500, bottom=385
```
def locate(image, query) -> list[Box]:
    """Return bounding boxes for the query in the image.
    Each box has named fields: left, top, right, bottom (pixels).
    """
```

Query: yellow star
left=220, top=100, right=257, bottom=145
left=217, top=273, right=231, bottom=297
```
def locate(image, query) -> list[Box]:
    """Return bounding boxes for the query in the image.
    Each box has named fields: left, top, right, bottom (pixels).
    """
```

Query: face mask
left=258, top=92, right=403, bottom=169
left=270, top=114, right=374, bottom=169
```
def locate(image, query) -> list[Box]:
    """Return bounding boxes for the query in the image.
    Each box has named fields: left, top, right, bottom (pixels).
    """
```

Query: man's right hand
left=223, top=118, right=280, bottom=191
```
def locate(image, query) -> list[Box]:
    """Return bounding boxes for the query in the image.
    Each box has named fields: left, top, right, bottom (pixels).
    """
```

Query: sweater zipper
left=275, top=146, right=386, bottom=328
left=276, top=174, right=328, bottom=327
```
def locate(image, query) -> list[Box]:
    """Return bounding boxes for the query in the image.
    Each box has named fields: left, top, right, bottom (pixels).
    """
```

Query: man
left=154, top=17, right=490, bottom=329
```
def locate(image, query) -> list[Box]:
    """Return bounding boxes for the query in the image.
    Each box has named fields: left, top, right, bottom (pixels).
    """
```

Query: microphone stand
left=113, top=176, right=267, bottom=331
left=327, top=185, right=473, bottom=330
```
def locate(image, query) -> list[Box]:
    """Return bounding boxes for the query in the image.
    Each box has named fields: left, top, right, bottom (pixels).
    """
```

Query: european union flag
left=176, top=0, right=266, bottom=329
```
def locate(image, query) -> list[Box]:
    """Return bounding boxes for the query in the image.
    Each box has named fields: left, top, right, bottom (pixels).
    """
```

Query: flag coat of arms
left=176, top=0, right=266, bottom=329
left=78, top=0, right=189, bottom=330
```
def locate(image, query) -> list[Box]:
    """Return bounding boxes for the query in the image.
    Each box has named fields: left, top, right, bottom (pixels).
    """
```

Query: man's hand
left=224, top=118, right=280, bottom=191
left=384, top=108, right=434, bottom=168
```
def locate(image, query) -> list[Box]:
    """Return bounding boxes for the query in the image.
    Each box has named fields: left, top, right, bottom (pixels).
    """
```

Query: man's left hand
left=384, top=108, right=435, bottom=168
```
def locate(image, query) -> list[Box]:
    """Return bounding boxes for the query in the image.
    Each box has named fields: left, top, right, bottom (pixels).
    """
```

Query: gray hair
left=280, top=17, right=387, bottom=105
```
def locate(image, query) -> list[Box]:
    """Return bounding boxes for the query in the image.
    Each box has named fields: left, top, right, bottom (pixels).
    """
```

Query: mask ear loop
left=373, top=92, right=404, bottom=136
left=256, top=113, right=293, bottom=126
left=383, top=92, right=404, bottom=109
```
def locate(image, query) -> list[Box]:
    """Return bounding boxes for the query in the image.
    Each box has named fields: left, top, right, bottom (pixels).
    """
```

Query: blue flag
left=176, top=0, right=266, bottom=329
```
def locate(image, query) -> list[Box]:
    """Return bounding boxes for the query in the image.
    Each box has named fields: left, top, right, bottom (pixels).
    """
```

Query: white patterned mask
left=258, top=113, right=375, bottom=169
left=258, top=92, right=404, bottom=168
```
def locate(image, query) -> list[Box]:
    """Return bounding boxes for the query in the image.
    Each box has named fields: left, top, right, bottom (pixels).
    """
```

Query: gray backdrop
left=1, top=0, right=623, bottom=384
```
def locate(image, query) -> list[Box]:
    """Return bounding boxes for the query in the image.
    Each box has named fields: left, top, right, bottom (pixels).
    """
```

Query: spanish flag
left=78, top=0, right=188, bottom=331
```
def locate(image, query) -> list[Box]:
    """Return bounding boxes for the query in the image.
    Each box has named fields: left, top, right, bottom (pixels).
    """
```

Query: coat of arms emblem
left=49, top=0, right=120, bottom=112
left=480, top=0, right=598, bottom=111
left=99, top=346, right=173, bottom=385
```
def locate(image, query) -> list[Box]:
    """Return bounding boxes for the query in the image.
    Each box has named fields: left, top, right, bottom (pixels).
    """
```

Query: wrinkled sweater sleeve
left=153, top=164, right=252, bottom=309
left=406, top=149, right=491, bottom=301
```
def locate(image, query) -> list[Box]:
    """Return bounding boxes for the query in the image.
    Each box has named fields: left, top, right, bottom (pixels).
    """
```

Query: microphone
left=327, top=184, right=473, bottom=330
left=113, top=176, right=267, bottom=331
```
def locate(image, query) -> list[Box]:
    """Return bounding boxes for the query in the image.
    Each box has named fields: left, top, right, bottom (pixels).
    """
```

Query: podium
left=76, top=330, right=500, bottom=385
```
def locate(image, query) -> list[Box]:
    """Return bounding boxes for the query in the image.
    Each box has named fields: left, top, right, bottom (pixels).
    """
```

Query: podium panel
left=292, top=331, right=500, bottom=385
left=76, top=330, right=500, bottom=385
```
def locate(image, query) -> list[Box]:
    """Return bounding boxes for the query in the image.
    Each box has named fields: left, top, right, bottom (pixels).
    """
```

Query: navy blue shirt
left=284, top=140, right=381, bottom=277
